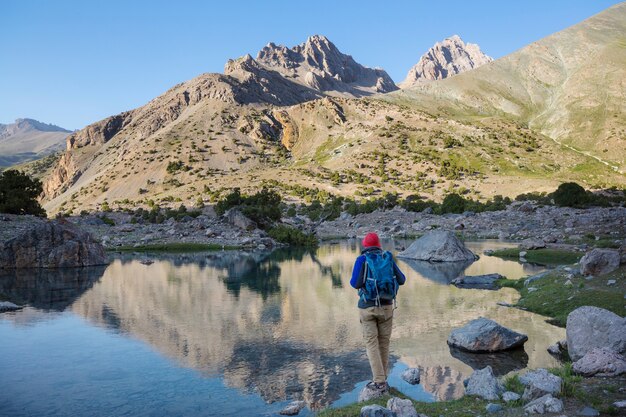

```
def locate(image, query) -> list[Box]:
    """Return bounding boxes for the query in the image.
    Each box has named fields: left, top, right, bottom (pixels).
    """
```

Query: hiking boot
left=366, top=381, right=389, bottom=393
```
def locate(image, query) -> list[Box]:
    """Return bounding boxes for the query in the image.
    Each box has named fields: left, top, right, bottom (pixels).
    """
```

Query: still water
left=0, top=240, right=564, bottom=416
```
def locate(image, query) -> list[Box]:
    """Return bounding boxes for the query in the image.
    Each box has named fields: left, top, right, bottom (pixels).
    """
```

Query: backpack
left=359, top=250, right=398, bottom=306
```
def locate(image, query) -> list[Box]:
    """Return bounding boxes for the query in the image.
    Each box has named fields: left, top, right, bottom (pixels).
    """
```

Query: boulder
left=485, top=403, right=502, bottom=413
left=579, top=249, right=620, bottom=276
left=523, top=394, right=563, bottom=414
left=401, top=368, right=420, bottom=385
left=0, top=301, right=22, bottom=312
left=279, top=400, right=306, bottom=416
left=387, top=397, right=417, bottom=417
left=358, top=385, right=386, bottom=402
left=520, top=239, right=546, bottom=250
left=464, top=366, right=503, bottom=400
left=566, top=306, right=626, bottom=361
left=451, top=273, right=504, bottom=290
left=519, top=368, right=562, bottom=401
left=360, top=405, right=395, bottom=417
left=572, top=347, right=626, bottom=377
left=502, top=391, right=520, bottom=402
left=397, top=231, right=477, bottom=262
left=0, top=219, right=107, bottom=269
left=224, top=208, right=257, bottom=231
left=447, top=317, right=528, bottom=352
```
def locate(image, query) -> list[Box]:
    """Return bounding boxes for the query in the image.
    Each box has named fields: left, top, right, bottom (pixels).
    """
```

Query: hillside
left=392, top=2, right=626, bottom=172
left=37, top=12, right=626, bottom=215
left=0, top=118, right=70, bottom=167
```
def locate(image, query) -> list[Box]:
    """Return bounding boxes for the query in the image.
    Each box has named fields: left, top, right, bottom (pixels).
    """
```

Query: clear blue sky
left=0, top=0, right=621, bottom=130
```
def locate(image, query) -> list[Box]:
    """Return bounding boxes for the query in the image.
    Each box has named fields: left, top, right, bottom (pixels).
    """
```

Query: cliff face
left=256, top=35, right=398, bottom=96
left=401, top=35, right=492, bottom=86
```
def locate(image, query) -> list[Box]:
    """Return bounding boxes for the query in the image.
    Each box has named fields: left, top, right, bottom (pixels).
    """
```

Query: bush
left=268, top=225, right=318, bottom=247
left=0, top=170, right=46, bottom=216
left=440, top=193, right=466, bottom=214
left=215, top=187, right=282, bottom=229
left=553, top=182, right=587, bottom=207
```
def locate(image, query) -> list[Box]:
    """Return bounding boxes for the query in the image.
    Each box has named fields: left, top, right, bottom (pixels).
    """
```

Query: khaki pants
left=359, top=305, right=394, bottom=383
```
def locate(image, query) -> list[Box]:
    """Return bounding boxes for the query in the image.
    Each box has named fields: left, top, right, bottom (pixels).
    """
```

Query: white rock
left=502, top=391, right=521, bottom=402
left=566, top=306, right=626, bottom=361
left=519, top=368, right=562, bottom=401
left=279, top=400, right=306, bottom=416
left=524, top=394, right=564, bottom=414
left=401, top=368, right=420, bottom=385
left=464, top=366, right=503, bottom=400
left=387, top=397, right=418, bottom=417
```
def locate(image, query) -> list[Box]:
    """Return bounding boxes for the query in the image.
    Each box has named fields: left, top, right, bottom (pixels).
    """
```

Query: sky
left=0, top=0, right=622, bottom=130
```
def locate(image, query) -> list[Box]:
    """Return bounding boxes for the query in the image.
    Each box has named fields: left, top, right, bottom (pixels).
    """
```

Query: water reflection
left=449, top=346, right=529, bottom=376
left=0, top=266, right=106, bottom=311
left=400, top=259, right=473, bottom=283
left=1, top=240, right=565, bottom=413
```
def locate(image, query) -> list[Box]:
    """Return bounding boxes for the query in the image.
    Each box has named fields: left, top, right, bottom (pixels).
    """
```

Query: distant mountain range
left=27, top=2, right=625, bottom=215
left=0, top=119, right=70, bottom=167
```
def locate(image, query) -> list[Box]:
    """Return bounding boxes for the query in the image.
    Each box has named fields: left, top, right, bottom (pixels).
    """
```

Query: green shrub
left=0, top=170, right=46, bottom=217
left=268, top=225, right=318, bottom=247
left=215, top=188, right=282, bottom=229
left=553, top=182, right=588, bottom=207
left=440, top=193, right=466, bottom=214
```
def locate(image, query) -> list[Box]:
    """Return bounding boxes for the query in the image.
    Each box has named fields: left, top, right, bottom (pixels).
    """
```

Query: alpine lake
left=0, top=240, right=564, bottom=416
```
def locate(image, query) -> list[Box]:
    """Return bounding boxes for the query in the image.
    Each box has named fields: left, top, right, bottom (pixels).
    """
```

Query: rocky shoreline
left=2, top=202, right=625, bottom=258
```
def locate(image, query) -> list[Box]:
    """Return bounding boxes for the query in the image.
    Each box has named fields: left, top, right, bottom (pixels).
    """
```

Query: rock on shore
left=447, top=317, right=528, bottom=352
left=398, top=231, right=477, bottom=262
left=579, top=248, right=621, bottom=276
left=0, top=215, right=107, bottom=268
left=566, top=306, right=626, bottom=361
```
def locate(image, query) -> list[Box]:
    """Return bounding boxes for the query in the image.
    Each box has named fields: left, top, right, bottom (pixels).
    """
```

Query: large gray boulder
left=397, top=231, right=477, bottom=262
left=387, top=397, right=417, bottom=417
left=572, top=348, right=626, bottom=377
left=566, top=306, right=626, bottom=361
left=0, top=219, right=107, bottom=269
left=579, top=249, right=621, bottom=276
left=464, top=366, right=503, bottom=400
left=224, top=208, right=257, bottom=231
left=447, top=317, right=528, bottom=352
left=519, top=368, right=562, bottom=401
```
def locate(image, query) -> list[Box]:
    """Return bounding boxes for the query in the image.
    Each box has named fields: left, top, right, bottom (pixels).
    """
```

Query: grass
left=498, top=267, right=626, bottom=327
left=316, top=389, right=489, bottom=417
left=110, top=242, right=240, bottom=252
left=490, top=248, right=582, bottom=265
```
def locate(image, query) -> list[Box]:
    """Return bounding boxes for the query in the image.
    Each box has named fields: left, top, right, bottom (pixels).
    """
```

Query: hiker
left=350, top=232, right=406, bottom=393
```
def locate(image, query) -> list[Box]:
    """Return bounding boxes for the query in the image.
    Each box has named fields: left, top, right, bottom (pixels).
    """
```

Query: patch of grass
left=496, top=278, right=525, bottom=290
left=514, top=268, right=626, bottom=327
left=549, top=363, right=583, bottom=397
left=111, top=243, right=240, bottom=252
left=317, top=392, right=488, bottom=417
left=491, top=248, right=581, bottom=265
left=503, top=374, right=524, bottom=394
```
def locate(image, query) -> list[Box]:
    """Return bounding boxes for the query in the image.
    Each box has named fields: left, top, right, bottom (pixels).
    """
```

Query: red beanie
left=362, top=232, right=381, bottom=248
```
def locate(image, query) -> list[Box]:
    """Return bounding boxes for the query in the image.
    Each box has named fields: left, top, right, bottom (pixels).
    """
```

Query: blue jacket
left=350, top=247, right=406, bottom=308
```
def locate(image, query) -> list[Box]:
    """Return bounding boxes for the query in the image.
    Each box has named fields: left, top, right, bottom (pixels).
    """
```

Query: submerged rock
left=572, top=347, right=626, bottom=377
left=279, top=400, right=306, bottom=416
left=579, top=249, right=620, bottom=276
left=0, top=219, right=107, bottom=269
left=464, top=366, right=503, bottom=400
left=447, top=317, right=528, bottom=352
left=566, top=306, right=626, bottom=361
left=451, top=273, right=504, bottom=290
left=401, top=368, right=421, bottom=385
left=0, top=301, right=22, bottom=312
left=397, top=231, right=477, bottom=262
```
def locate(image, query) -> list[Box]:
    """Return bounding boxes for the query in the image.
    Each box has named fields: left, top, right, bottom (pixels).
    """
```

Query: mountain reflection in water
left=1, top=240, right=564, bottom=411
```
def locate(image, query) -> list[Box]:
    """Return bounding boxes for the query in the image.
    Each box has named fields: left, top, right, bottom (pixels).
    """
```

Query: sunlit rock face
left=67, top=241, right=563, bottom=406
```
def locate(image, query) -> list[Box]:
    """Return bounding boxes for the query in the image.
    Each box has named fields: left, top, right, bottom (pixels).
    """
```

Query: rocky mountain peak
left=401, top=35, right=492, bottom=87
left=255, top=35, right=398, bottom=96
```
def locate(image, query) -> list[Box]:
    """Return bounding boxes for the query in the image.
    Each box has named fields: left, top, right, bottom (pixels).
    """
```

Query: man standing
left=350, top=232, right=406, bottom=393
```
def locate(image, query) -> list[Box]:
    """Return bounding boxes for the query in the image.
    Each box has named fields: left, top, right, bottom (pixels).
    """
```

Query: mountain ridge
left=0, top=118, right=71, bottom=167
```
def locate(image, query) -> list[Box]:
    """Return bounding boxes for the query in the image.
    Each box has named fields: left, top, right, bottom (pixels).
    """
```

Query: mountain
left=401, top=35, right=492, bottom=87
left=38, top=15, right=625, bottom=215
left=256, top=35, right=398, bottom=96
left=394, top=3, right=626, bottom=171
left=0, top=118, right=71, bottom=167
